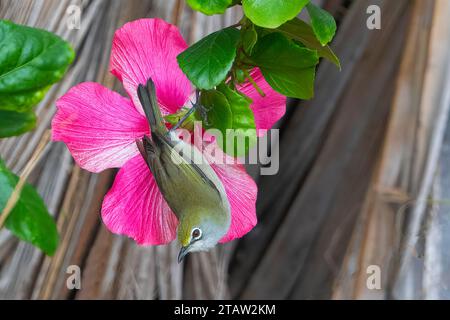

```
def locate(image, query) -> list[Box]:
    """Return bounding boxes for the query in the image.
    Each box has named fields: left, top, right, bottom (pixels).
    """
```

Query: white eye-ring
left=191, top=228, right=202, bottom=240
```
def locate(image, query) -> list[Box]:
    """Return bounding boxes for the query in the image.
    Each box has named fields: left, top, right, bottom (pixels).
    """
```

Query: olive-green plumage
left=136, top=79, right=231, bottom=262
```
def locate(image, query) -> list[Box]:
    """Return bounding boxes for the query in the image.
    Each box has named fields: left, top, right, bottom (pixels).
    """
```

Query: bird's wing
left=152, top=131, right=221, bottom=197
left=140, top=131, right=230, bottom=217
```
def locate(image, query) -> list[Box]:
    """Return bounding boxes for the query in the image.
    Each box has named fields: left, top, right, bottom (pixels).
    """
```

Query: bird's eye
left=191, top=228, right=202, bottom=240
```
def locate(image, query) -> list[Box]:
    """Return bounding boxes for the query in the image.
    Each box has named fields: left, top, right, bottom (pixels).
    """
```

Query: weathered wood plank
left=229, top=0, right=403, bottom=299
left=5, top=0, right=442, bottom=301
left=334, top=0, right=450, bottom=300
left=392, top=0, right=450, bottom=299
left=234, top=0, right=410, bottom=299
left=290, top=6, right=410, bottom=298
left=0, top=0, right=107, bottom=299
left=0, top=0, right=242, bottom=300
left=423, top=116, right=450, bottom=299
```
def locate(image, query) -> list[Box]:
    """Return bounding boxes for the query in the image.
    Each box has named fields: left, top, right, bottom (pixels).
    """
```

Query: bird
left=136, top=78, right=231, bottom=263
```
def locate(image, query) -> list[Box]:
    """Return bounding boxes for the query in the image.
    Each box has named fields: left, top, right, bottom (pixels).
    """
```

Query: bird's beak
left=177, top=246, right=189, bottom=263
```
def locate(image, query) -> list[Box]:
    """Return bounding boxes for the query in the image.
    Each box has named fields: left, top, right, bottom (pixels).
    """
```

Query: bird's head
left=177, top=209, right=230, bottom=263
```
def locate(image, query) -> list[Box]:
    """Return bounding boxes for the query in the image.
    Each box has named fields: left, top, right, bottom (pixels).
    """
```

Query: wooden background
left=1, top=0, right=450, bottom=300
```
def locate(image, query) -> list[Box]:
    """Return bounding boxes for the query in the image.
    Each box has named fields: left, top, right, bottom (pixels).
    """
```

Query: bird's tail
left=137, top=78, right=167, bottom=134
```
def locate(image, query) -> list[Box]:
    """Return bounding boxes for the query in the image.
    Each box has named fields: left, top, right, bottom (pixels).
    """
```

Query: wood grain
left=2, top=0, right=448, bottom=301
left=0, top=0, right=242, bottom=300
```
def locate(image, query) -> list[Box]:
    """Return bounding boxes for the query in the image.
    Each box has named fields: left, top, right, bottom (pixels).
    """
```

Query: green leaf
left=186, top=0, right=232, bottom=15
left=177, top=27, right=240, bottom=90
left=217, top=84, right=256, bottom=156
left=199, top=86, right=256, bottom=156
left=0, top=159, right=59, bottom=255
left=0, top=20, right=74, bottom=112
left=306, top=3, right=337, bottom=46
left=277, top=18, right=340, bottom=68
left=199, top=89, right=233, bottom=133
left=0, top=109, right=36, bottom=138
left=234, top=68, right=247, bottom=84
left=242, top=0, right=310, bottom=28
left=241, top=23, right=258, bottom=54
left=0, top=86, right=50, bottom=112
left=250, top=32, right=319, bottom=99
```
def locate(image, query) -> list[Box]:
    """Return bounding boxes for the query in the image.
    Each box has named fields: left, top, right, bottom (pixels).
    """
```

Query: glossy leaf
left=177, top=27, right=240, bottom=89
left=0, top=109, right=36, bottom=138
left=199, top=85, right=256, bottom=156
left=217, top=84, right=256, bottom=156
left=250, top=32, right=319, bottom=99
left=199, top=89, right=233, bottom=133
left=186, top=0, right=232, bottom=15
left=0, top=159, right=59, bottom=256
left=0, top=20, right=75, bottom=112
left=277, top=18, right=340, bottom=68
left=0, top=86, right=50, bottom=112
left=306, top=3, right=337, bottom=46
left=242, top=0, right=309, bottom=28
left=241, top=23, right=258, bottom=54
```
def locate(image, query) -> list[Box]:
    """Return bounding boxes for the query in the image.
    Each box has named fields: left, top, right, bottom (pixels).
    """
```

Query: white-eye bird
left=136, top=78, right=231, bottom=263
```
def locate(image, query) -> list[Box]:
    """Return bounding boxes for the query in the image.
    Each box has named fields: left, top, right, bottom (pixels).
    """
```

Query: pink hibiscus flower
left=52, top=18, right=286, bottom=245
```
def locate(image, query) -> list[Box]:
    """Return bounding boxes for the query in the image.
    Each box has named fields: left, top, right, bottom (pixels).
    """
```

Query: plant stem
left=245, top=72, right=266, bottom=97
left=0, top=130, right=51, bottom=229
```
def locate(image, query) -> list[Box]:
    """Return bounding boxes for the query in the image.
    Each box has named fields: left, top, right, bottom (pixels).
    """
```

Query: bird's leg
left=170, top=105, right=197, bottom=131
left=170, top=90, right=204, bottom=131
left=197, top=102, right=210, bottom=126
left=191, top=90, right=210, bottom=126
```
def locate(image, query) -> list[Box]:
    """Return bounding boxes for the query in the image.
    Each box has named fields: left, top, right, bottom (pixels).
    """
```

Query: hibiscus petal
left=237, top=68, right=286, bottom=135
left=52, top=82, right=149, bottom=173
left=215, top=163, right=258, bottom=242
left=101, top=155, right=178, bottom=245
left=110, top=18, right=192, bottom=115
left=202, top=144, right=258, bottom=243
